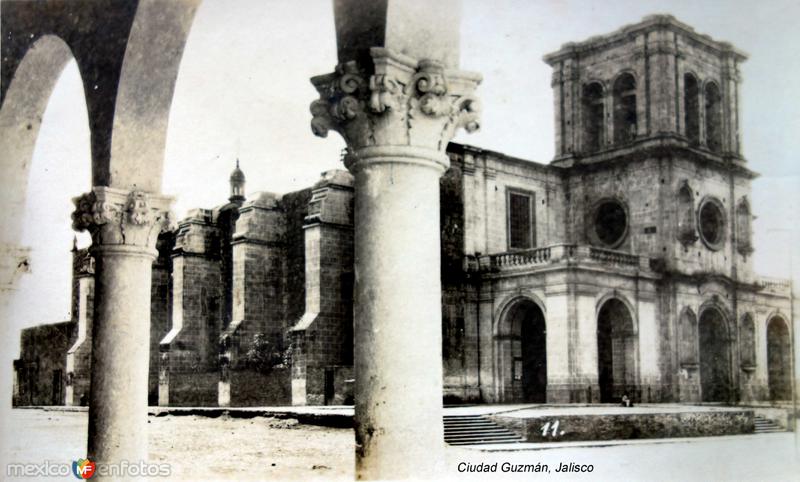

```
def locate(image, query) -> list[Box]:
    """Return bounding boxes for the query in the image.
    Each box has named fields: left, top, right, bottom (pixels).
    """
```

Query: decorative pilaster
left=72, top=186, right=172, bottom=477
left=311, top=47, right=480, bottom=480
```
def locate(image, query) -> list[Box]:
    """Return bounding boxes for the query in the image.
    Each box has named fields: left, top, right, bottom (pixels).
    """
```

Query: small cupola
left=229, top=159, right=246, bottom=204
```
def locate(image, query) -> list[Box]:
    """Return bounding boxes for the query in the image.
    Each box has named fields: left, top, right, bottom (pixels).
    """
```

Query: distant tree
left=242, top=333, right=291, bottom=373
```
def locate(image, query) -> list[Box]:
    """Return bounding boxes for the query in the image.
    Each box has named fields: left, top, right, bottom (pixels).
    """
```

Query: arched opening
left=1, top=36, right=92, bottom=409
left=684, top=73, right=700, bottom=144
left=613, top=73, right=637, bottom=145
left=582, top=82, right=605, bottom=152
left=497, top=298, right=547, bottom=403
left=699, top=307, right=732, bottom=402
left=704, top=82, right=722, bottom=153
left=597, top=298, right=636, bottom=402
left=736, top=198, right=752, bottom=255
left=677, top=182, right=697, bottom=244
left=16, top=59, right=93, bottom=322
left=767, top=316, right=791, bottom=401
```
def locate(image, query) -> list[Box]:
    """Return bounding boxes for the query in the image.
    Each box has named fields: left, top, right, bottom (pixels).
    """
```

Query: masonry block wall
left=224, top=192, right=299, bottom=406
left=292, top=171, right=354, bottom=405
left=13, top=321, right=75, bottom=406
left=65, top=248, right=94, bottom=406
left=159, top=210, right=222, bottom=406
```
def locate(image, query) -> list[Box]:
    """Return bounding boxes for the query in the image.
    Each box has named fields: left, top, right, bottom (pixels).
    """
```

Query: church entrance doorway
left=597, top=298, right=636, bottom=403
left=699, top=307, right=732, bottom=402
left=767, top=316, right=791, bottom=401
left=498, top=298, right=547, bottom=402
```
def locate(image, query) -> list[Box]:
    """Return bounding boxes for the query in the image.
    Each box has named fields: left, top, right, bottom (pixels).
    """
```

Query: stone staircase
left=443, top=414, right=524, bottom=446
left=753, top=416, right=784, bottom=434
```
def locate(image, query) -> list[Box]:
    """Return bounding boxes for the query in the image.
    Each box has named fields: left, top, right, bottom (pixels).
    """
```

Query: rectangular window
left=508, top=190, right=535, bottom=249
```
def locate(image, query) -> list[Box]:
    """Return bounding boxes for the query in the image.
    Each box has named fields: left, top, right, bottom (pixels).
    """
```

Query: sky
left=7, top=0, right=800, bottom=346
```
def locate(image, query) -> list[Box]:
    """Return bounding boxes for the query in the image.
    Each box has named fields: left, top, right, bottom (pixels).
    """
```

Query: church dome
left=230, top=159, right=246, bottom=183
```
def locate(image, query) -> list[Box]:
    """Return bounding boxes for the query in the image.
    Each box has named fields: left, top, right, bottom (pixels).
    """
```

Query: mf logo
left=72, top=459, right=96, bottom=479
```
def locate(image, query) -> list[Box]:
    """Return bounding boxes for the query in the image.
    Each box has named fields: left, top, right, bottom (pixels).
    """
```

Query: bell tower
left=544, top=14, right=747, bottom=163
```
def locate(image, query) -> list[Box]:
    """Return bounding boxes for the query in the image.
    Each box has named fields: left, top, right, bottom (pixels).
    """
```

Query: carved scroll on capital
left=72, top=187, right=173, bottom=252
left=310, top=49, right=482, bottom=157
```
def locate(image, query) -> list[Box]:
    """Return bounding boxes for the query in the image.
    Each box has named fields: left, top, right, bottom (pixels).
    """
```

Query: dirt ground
left=5, top=409, right=800, bottom=481
left=4, top=409, right=355, bottom=481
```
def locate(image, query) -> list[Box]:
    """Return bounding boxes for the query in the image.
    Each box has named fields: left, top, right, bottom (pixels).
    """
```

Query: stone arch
left=704, top=80, right=722, bottom=153
left=0, top=1, right=201, bottom=467
left=109, top=0, right=201, bottom=192
left=582, top=81, right=606, bottom=152
left=612, top=71, right=637, bottom=144
left=767, top=315, right=791, bottom=401
left=596, top=296, right=637, bottom=402
left=595, top=291, right=638, bottom=334
left=494, top=293, right=546, bottom=334
left=0, top=35, right=81, bottom=245
left=698, top=304, right=733, bottom=402
left=494, top=296, right=547, bottom=403
left=683, top=72, right=700, bottom=144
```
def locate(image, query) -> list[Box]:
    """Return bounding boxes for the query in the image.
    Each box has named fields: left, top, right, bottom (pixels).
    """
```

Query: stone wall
left=491, top=407, right=754, bottom=442
left=291, top=171, right=354, bottom=405
left=13, top=321, right=75, bottom=406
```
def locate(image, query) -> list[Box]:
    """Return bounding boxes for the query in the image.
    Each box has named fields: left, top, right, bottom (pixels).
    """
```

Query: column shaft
left=354, top=159, right=445, bottom=479
left=88, top=246, right=155, bottom=468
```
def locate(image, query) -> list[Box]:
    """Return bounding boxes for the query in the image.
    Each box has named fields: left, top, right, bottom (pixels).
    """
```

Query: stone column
left=72, top=187, right=171, bottom=477
left=310, top=48, right=480, bottom=479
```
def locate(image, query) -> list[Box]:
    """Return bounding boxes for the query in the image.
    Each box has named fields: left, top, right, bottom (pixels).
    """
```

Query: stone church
left=13, top=15, right=794, bottom=409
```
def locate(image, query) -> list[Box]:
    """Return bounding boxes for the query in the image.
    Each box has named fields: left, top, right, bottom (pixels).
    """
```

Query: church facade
left=13, top=15, right=794, bottom=408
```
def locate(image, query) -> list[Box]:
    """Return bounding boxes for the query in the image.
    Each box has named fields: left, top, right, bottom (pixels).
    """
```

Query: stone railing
left=588, top=246, right=641, bottom=267
left=756, top=276, right=792, bottom=295
left=477, top=244, right=649, bottom=273
left=489, top=246, right=551, bottom=270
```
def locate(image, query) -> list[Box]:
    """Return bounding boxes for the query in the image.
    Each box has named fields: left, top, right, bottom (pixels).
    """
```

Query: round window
left=593, top=200, right=628, bottom=247
left=698, top=197, right=725, bottom=249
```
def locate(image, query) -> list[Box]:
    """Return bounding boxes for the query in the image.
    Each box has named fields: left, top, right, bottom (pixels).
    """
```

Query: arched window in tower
left=613, top=73, right=637, bottom=145
left=705, top=81, right=722, bottom=153
left=684, top=73, right=700, bottom=144
left=736, top=197, right=753, bottom=255
left=677, top=181, right=697, bottom=244
left=582, top=82, right=605, bottom=152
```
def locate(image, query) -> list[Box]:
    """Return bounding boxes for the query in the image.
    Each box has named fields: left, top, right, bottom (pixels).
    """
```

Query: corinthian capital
left=310, top=48, right=481, bottom=167
left=72, top=187, right=173, bottom=253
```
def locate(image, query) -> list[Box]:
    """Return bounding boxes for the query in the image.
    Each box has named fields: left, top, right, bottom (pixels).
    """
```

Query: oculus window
left=593, top=199, right=628, bottom=248
left=698, top=197, right=725, bottom=250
